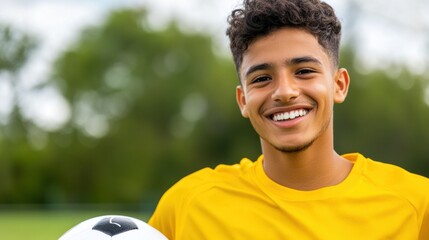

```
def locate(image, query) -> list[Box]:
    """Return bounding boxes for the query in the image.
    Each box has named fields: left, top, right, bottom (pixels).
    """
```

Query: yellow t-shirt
left=149, top=153, right=429, bottom=239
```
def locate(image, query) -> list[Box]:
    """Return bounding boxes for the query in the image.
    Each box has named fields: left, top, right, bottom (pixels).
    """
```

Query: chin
left=273, top=139, right=315, bottom=153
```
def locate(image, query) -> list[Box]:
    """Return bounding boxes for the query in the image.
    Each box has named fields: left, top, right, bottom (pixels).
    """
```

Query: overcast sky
left=0, top=0, right=428, bottom=131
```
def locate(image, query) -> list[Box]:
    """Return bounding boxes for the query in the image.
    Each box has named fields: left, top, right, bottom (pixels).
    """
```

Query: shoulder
left=361, top=157, right=429, bottom=238
left=148, top=158, right=258, bottom=237
left=167, top=158, right=256, bottom=197
left=149, top=158, right=257, bottom=220
left=357, top=154, right=429, bottom=208
left=363, top=156, right=429, bottom=190
left=154, top=158, right=257, bottom=206
left=344, top=153, right=429, bottom=191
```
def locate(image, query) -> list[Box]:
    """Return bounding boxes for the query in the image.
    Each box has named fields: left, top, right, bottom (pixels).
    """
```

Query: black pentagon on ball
left=92, top=216, right=139, bottom=236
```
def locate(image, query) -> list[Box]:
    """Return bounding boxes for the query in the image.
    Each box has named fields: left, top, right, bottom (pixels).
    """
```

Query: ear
left=236, top=85, right=249, bottom=118
left=333, top=68, right=350, bottom=104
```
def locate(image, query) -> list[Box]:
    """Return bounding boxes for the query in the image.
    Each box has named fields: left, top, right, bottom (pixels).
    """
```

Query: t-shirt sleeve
left=148, top=168, right=214, bottom=240
left=148, top=182, right=181, bottom=240
left=419, top=185, right=429, bottom=240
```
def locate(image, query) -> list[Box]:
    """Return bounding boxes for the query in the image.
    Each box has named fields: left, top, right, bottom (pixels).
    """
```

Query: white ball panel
left=69, top=229, right=111, bottom=240
left=59, top=215, right=168, bottom=240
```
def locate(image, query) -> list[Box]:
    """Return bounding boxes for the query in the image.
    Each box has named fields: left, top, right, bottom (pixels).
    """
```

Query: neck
left=261, top=137, right=353, bottom=191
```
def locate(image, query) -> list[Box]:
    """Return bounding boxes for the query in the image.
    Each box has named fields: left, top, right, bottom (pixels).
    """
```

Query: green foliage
left=0, top=25, right=37, bottom=72
left=335, top=47, right=429, bottom=177
left=0, top=25, right=43, bottom=203
left=46, top=8, right=260, bottom=205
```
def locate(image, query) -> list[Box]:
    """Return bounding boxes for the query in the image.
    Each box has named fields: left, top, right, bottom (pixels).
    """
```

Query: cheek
left=306, top=80, right=335, bottom=103
left=244, top=91, right=261, bottom=110
left=246, top=89, right=272, bottom=117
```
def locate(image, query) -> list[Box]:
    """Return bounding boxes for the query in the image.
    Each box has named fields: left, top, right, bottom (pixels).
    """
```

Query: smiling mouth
left=270, top=109, right=309, bottom=121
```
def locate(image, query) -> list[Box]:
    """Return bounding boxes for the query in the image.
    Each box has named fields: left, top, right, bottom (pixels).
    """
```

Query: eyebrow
left=289, top=56, right=322, bottom=66
left=244, top=56, right=322, bottom=78
left=244, top=63, right=272, bottom=78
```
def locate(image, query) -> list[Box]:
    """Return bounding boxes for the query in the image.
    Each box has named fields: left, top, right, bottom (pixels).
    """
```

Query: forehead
left=240, top=28, right=332, bottom=77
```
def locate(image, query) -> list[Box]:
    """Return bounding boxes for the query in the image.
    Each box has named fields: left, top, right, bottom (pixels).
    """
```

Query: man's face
left=236, top=28, right=349, bottom=153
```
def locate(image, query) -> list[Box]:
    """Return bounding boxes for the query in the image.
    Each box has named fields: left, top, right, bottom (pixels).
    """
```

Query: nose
left=271, top=73, right=299, bottom=102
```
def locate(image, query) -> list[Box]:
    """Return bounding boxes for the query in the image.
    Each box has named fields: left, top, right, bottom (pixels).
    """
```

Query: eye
left=251, top=76, right=271, bottom=84
left=296, top=68, right=316, bottom=75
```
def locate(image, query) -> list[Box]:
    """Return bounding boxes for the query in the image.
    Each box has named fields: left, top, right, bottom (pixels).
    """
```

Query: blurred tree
left=0, top=25, right=41, bottom=203
left=0, top=25, right=37, bottom=133
left=46, top=8, right=259, bottom=206
left=335, top=47, right=429, bottom=177
left=0, top=25, right=36, bottom=71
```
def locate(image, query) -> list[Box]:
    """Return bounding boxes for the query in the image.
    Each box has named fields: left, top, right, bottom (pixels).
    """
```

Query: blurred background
left=1, top=0, right=429, bottom=238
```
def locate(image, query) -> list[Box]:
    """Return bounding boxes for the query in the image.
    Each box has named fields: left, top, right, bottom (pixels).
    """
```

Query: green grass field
left=0, top=210, right=148, bottom=240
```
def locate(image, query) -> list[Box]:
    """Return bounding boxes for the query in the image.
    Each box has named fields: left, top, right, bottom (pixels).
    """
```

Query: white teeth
left=272, top=109, right=308, bottom=121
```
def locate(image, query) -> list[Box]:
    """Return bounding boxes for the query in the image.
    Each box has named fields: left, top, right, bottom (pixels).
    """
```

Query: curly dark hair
left=226, top=0, right=342, bottom=72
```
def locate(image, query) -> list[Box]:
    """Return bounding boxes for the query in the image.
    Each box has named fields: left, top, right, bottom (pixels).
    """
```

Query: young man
left=149, top=0, right=429, bottom=239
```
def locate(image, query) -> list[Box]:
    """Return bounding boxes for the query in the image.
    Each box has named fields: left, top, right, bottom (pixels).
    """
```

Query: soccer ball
left=59, top=215, right=168, bottom=240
